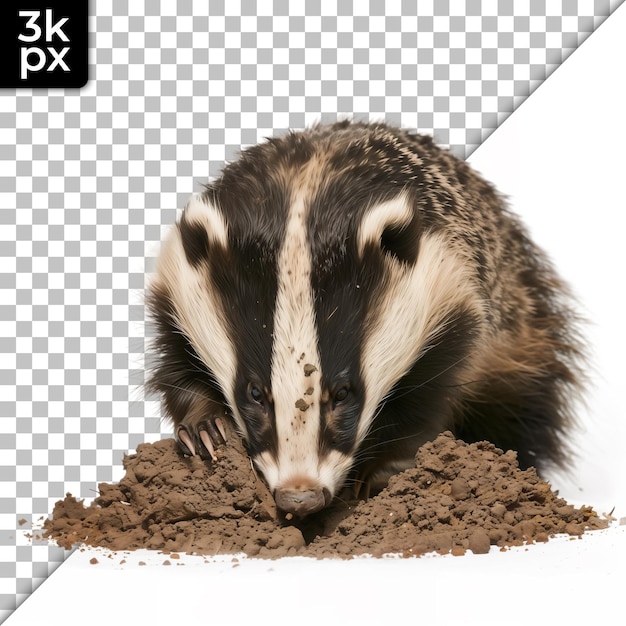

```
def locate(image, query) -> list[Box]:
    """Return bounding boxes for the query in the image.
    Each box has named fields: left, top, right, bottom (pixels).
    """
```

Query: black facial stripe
left=209, top=243, right=279, bottom=457
left=200, top=172, right=290, bottom=458
left=309, top=225, right=387, bottom=458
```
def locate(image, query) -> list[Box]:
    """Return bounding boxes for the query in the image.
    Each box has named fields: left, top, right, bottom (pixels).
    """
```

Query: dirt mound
left=43, top=429, right=609, bottom=558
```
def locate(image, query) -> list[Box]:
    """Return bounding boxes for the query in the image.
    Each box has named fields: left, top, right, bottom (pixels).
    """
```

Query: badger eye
left=249, top=384, right=264, bottom=405
left=333, top=385, right=350, bottom=406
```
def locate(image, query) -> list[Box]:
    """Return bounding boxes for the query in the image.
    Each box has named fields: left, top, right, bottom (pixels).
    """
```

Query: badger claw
left=199, top=429, right=217, bottom=461
left=215, top=417, right=227, bottom=442
left=175, top=416, right=227, bottom=461
left=177, top=427, right=197, bottom=457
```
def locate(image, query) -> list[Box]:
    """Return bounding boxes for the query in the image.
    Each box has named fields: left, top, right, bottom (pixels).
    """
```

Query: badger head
left=149, top=123, right=485, bottom=517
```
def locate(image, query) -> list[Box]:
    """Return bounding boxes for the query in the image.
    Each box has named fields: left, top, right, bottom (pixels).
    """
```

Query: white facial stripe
left=357, top=192, right=413, bottom=255
left=154, top=221, right=244, bottom=433
left=269, top=190, right=323, bottom=489
left=358, top=232, right=483, bottom=443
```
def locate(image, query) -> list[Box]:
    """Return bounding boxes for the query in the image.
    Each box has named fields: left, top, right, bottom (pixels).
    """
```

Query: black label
left=0, top=1, right=88, bottom=88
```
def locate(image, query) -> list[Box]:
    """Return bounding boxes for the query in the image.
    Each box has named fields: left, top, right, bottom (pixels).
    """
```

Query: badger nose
left=274, top=487, right=330, bottom=517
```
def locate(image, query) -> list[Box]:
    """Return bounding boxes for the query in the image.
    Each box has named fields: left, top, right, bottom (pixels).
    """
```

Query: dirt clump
left=305, top=432, right=608, bottom=557
left=43, top=430, right=609, bottom=559
left=43, top=430, right=303, bottom=557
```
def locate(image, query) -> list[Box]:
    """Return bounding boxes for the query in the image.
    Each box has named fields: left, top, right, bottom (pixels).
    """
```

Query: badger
left=146, top=121, right=583, bottom=518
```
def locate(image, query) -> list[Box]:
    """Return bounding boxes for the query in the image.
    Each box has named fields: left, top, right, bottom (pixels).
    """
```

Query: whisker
left=149, top=380, right=220, bottom=403
left=387, top=351, right=474, bottom=403
left=355, top=429, right=427, bottom=460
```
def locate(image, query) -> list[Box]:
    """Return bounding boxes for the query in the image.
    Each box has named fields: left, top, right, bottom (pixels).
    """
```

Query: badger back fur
left=147, top=121, right=583, bottom=517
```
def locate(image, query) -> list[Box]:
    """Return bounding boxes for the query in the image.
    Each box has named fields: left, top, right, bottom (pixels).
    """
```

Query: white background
left=469, top=8, right=626, bottom=511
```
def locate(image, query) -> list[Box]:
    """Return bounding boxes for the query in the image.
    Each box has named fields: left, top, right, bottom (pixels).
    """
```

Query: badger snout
left=274, top=484, right=332, bottom=517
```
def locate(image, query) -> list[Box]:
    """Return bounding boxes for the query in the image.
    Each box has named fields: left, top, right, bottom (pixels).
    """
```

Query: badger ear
left=357, top=192, right=420, bottom=265
left=179, top=193, right=228, bottom=267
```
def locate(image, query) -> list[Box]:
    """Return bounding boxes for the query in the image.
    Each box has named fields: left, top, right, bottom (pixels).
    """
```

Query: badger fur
left=146, top=121, right=583, bottom=517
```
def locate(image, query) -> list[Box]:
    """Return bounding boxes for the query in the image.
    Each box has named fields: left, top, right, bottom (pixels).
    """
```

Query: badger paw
left=176, top=417, right=227, bottom=461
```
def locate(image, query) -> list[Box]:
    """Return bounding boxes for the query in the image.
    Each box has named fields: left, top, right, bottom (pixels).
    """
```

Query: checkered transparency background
left=0, top=0, right=622, bottom=620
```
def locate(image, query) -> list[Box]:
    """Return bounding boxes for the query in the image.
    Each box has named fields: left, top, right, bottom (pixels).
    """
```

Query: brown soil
left=43, top=428, right=609, bottom=559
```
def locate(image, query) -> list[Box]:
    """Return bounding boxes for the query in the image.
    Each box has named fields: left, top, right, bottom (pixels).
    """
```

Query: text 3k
left=18, top=9, right=71, bottom=79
